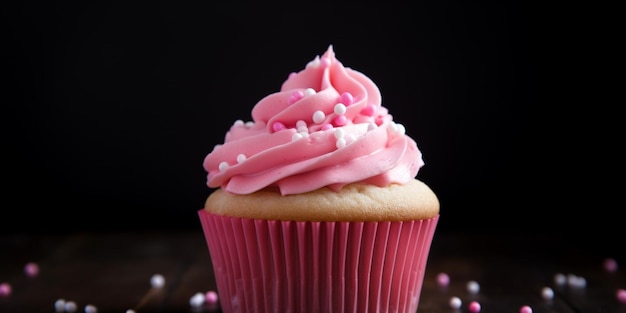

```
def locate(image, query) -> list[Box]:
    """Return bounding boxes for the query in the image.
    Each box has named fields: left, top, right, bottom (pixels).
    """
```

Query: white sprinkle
left=84, top=304, right=97, bottom=313
left=304, top=88, right=316, bottom=96
left=367, top=122, right=377, bottom=131
left=245, top=121, right=254, bottom=128
left=151, top=274, right=165, bottom=288
left=292, top=133, right=303, bottom=141
left=125, top=310, right=136, bottom=313
left=65, top=301, right=77, bottom=313
left=394, top=123, right=406, bottom=134
left=54, top=299, right=66, bottom=312
left=218, top=161, right=229, bottom=171
left=190, top=292, right=206, bottom=307
left=233, top=120, right=244, bottom=127
left=336, top=138, right=346, bottom=149
left=296, top=120, right=307, bottom=129
left=467, top=280, right=480, bottom=294
left=236, top=154, right=246, bottom=163
left=334, top=103, right=347, bottom=115
left=554, top=273, right=566, bottom=286
left=567, top=274, right=586, bottom=288
left=541, top=286, right=554, bottom=300
left=449, top=296, right=462, bottom=309
left=334, top=127, right=345, bottom=139
left=312, top=110, right=325, bottom=124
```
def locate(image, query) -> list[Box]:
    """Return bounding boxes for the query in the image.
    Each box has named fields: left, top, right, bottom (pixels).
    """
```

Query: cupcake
left=198, top=45, right=439, bottom=313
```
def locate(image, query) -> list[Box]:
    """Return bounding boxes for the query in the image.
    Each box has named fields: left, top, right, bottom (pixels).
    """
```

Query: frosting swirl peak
left=204, top=45, right=424, bottom=195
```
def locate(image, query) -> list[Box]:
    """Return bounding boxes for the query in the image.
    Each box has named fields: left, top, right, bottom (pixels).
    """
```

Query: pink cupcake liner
left=198, top=210, right=439, bottom=313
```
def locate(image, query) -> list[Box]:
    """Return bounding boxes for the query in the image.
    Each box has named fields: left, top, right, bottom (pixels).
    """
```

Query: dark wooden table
left=1, top=230, right=624, bottom=313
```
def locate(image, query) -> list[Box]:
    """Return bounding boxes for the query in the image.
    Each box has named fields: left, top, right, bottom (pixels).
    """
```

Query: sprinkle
left=436, top=272, right=450, bottom=287
left=150, top=274, right=165, bottom=288
left=395, top=123, right=406, bottom=134
left=296, top=120, right=308, bottom=133
left=0, top=282, right=11, bottom=297
left=245, top=121, right=254, bottom=128
left=541, top=286, right=554, bottom=300
left=218, top=162, right=229, bottom=171
left=292, top=133, right=304, bottom=141
left=24, top=262, right=40, bottom=277
left=125, top=310, right=136, bottom=313
left=334, top=103, right=347, bottom=115
left=334, top=127, right=345, bottom=139
left=336, top=138, right=346, bottom=149
left=340, top=92, right=354, bottom=105
left=303, top=88, right=316, bottom=97
left=567, top=274, right=586, bottom=288
left=360, top=104, right=375, bottom=116
left=467, top=280, right=480, bottom=294
left=233, top=120, right=244, bottom=127
left=236, top=154, right=246, bottom=163
left=520, top=305, right=532, bottom=313
left=449, top=296, right=462, bottom=309
left=468, top=300, right=481, bottom=313
left=367, top=122, right=377, bottom=131
left=64, top=301, right=77, bottom=313
left=604, top=258, right=618, bottom=272
left=272, top=122, right=286, bottom=132
left=312, top=111, right=325, bottom=124
left=333, top=115, right=347, bottom=126
left=617, top=289, right=626, bottom=303
left=288, top=90, right=304, bottom=104
left=84, top=304, right=98, bottom=313
left=55, top=299, right=66, bottom=312
left=206, top=290, right=219, bottom=304
left=190, top=292, right=205, bottom=307
left=321, top=124, right=333, bottom=131
left=554, top=273, right=566, bottom=286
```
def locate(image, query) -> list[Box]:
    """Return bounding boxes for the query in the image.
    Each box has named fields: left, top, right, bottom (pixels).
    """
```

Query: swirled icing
left=203, top=45, right=424, bottom=195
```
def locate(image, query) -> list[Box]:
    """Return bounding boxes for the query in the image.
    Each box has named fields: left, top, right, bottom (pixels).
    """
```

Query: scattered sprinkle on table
left=468, top=300, right=481, bottom=312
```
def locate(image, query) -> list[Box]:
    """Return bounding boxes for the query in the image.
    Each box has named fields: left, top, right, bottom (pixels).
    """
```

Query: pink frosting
left=203, top=45, right=424, bottom=195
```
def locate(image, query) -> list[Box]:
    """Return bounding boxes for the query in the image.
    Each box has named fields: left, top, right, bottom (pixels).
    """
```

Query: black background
left=1, top=2, right=620, bottom=238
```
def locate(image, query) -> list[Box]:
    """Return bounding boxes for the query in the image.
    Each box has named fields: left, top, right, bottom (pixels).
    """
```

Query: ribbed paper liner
left=198, top=210, right=438, bottom=313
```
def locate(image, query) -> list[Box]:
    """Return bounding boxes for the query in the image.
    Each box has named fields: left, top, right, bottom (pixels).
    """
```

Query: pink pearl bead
left=272, top=122, right=286, bottom=132
left=0, top=282, right=11, bottom=297
left=340, top=92, right=353, bottom=106
left=436, top=272, right=450, bottom=287
left=24, top=262, right=39, bottom=277
left=205, top=290, right=219, bottom=304
left=520, top=305, right=533, bottom=313
left=333, top=115, right=347, bottom=126
left=469, top=301, right=481, bottom=313
left=604, top=258, right=618, bottom=272
left=617, top=289, right=626, bottom=303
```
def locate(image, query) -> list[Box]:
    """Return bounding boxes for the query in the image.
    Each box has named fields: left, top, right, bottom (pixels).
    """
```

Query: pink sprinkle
left=520, top=305, right=533, bottom=313
left=436, top=272, right=450, bottom=287
left=0, top=282, right=11, bottom=297
left=287, top=90, right=304, bottom=105
left=321, top=124, right=333, bottom=131
left=205, top=290, right=219, bottom=304
left=469, top=301, right=481, bottom=313
left=333, top=115, right=347, bottom=127
left=272, top=122, right=286, bottom=132
left=617, top=289, right=626, bottom=303
left=288, top=72, right=297, bottom=78
left=24, top=262, right=39, bottom=277
left=360, top=104, right=375, bottom=116
left=604, top=258, right=618, bottom=272
left=340, top=92, right=354, bottom=106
